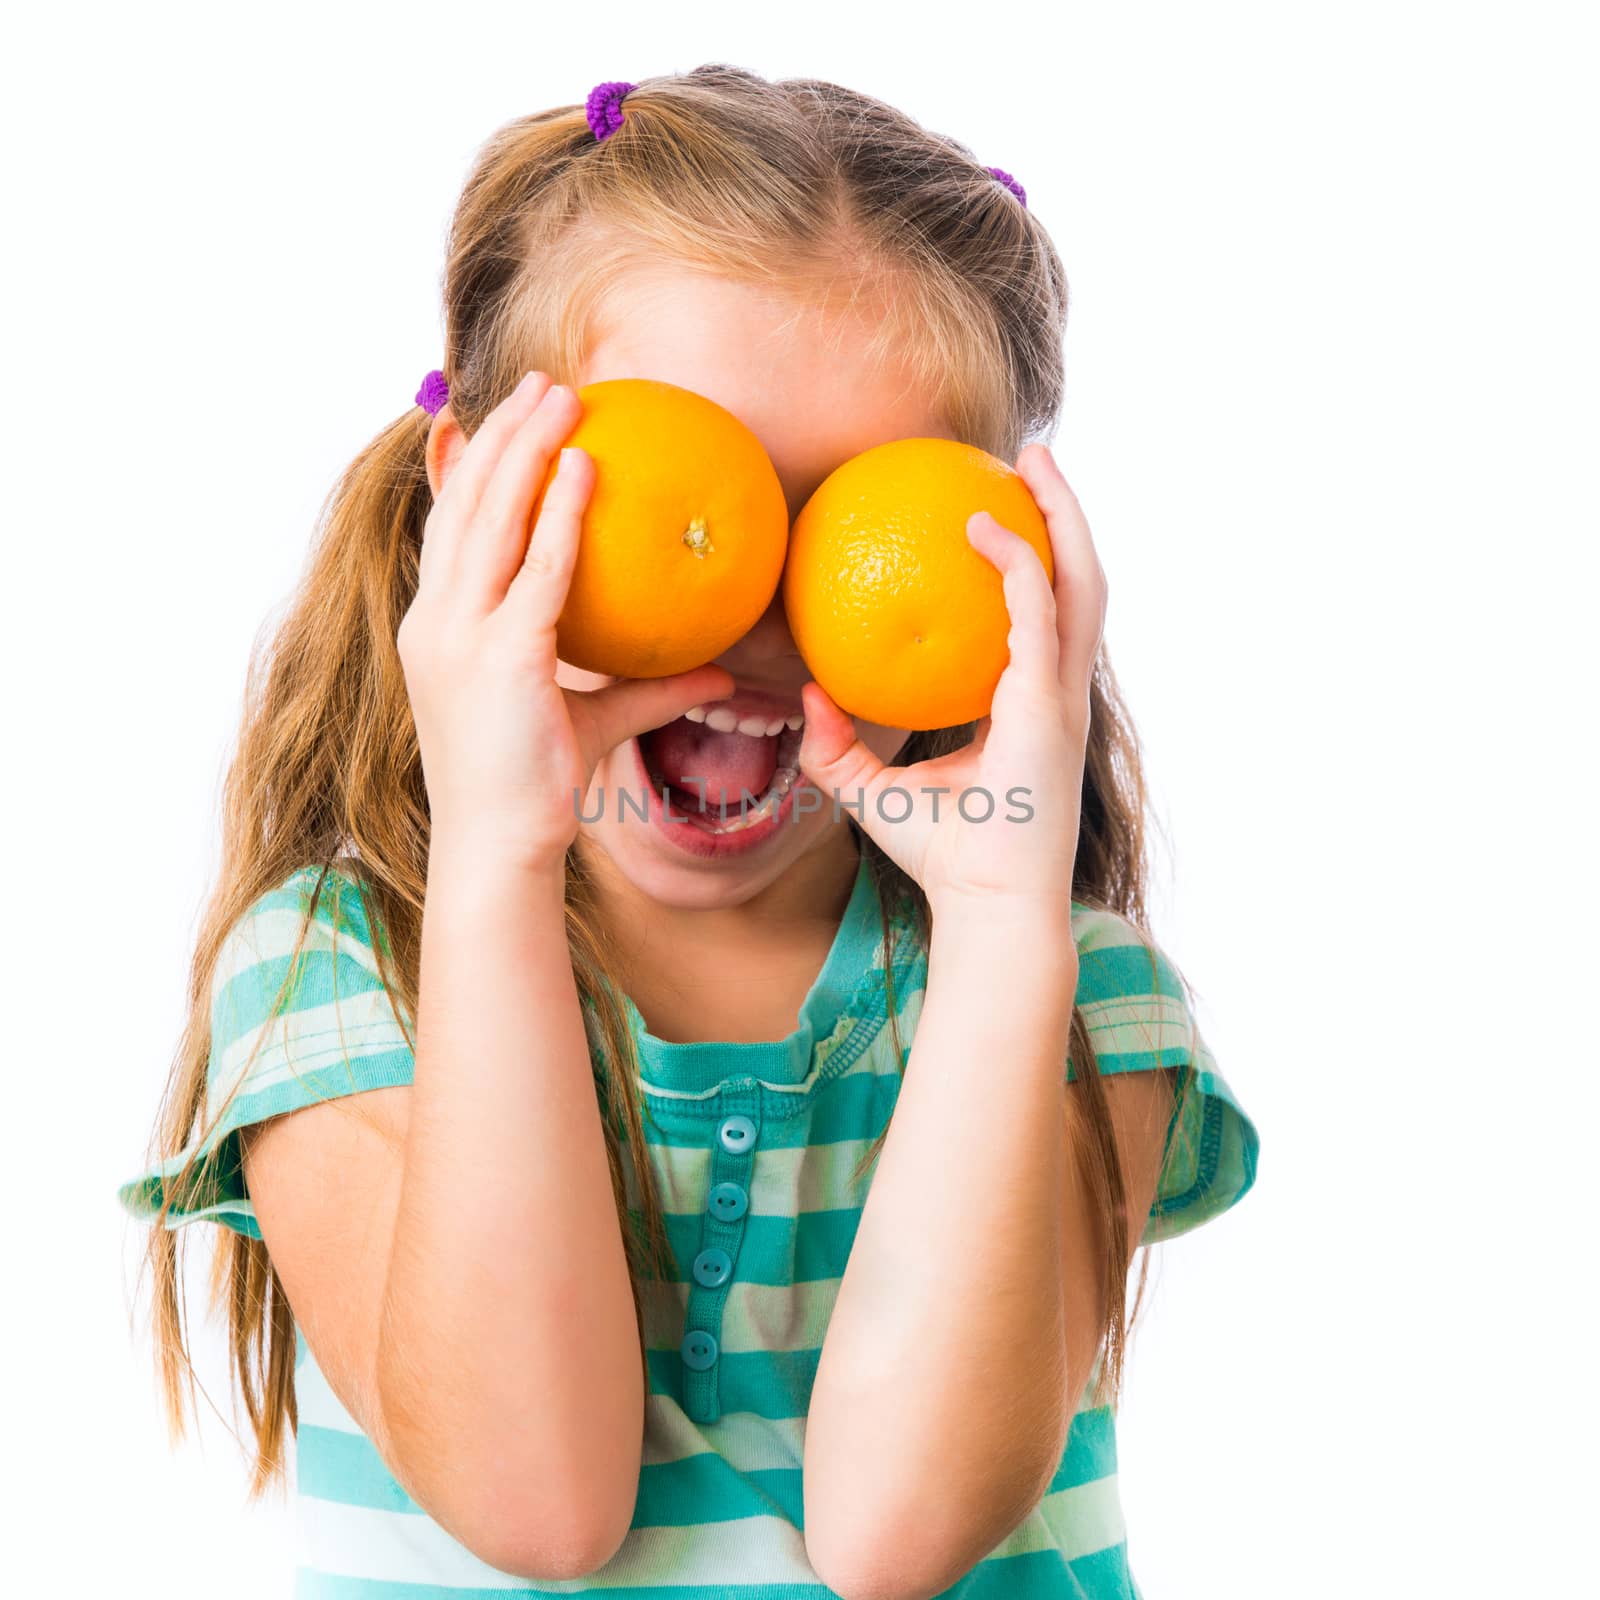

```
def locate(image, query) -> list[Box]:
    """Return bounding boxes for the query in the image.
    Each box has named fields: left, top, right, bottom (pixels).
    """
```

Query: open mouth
left=635, top=701, right=805, bottom=836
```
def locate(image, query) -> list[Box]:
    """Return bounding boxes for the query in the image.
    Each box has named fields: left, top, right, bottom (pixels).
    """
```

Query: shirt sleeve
left=116, top=864, right=416, bottom=1239
left=1067, top=906, right=1261, bottom=1246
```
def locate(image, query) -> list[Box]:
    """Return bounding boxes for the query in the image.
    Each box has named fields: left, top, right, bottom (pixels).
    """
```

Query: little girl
left=121, top=65, right=1260, bottom=1598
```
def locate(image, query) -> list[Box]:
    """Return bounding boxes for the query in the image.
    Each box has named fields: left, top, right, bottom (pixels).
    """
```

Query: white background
left=5, top=1, right=1594, bottom=1594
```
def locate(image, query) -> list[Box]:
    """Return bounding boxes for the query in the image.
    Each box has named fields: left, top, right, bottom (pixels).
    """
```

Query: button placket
left=680, top=1086, right=761, bottom=1424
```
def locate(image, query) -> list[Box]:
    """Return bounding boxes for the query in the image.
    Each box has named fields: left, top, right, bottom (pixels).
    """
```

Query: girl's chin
left=578, top=825, right=815, bottom=911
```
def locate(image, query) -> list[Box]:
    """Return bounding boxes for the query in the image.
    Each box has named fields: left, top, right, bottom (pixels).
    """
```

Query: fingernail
left=514, top=371, right=543, bottom=397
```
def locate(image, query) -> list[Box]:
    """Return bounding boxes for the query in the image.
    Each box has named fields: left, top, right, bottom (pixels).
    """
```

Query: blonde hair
left=130, top=62, right=1193, bottom=1497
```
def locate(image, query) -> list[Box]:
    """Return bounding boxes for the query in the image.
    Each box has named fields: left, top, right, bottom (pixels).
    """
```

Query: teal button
left=718, top=1114, right=757, bottom=1154
left=692, top=1247, right=733, bottom=1288
left=708, top=1181, right=748, bottom=1221
left=681, top=1329, right=719, bottom=1371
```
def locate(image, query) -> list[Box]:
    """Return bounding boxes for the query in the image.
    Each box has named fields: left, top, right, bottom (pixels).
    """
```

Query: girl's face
left=560, top=265, right=958, bottom=909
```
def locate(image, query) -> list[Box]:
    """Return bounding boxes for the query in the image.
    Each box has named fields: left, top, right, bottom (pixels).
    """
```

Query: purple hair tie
left=986, top=165, right=1028, bottom=208
left=415, top=369, right=449, bottom=415
left=586, top=80, right=637, bottom=142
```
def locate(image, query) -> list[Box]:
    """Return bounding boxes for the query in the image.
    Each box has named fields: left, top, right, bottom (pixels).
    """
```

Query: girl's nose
left=714, top=589, right=804, bottom=677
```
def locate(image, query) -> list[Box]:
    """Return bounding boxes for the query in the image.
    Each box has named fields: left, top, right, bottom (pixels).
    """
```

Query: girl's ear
left=424, top=407, right=467, bottom=499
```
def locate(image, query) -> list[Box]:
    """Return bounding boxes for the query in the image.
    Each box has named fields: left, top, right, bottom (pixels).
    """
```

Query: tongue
left=650, top=719, right=778, bottom=811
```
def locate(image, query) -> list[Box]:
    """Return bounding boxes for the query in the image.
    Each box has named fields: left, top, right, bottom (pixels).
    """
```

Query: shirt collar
left=622, top=853, right=885, bottom=1096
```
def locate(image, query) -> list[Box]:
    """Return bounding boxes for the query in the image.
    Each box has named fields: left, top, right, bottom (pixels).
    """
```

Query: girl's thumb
left=796, top=681, right=888, bottom=810
left=579, top=664, right=736, bottom=756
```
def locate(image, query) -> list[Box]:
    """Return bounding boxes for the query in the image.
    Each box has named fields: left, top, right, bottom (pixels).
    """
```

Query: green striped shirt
left=119, top=856, right=1259, bottom=1596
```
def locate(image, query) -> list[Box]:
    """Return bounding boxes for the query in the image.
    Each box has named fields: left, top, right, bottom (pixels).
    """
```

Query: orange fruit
left=782, top=438, right=1054, bottom=729
left=528, top=378, right=789, bottom=678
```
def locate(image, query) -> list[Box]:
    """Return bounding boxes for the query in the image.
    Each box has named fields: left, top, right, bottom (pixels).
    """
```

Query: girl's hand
left=397, top=373, right=734, bottom=870
left=797, top=443, right=1107, bottom=923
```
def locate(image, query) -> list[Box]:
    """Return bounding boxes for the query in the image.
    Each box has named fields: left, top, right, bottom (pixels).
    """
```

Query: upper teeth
left=685, top=704, right=803, bottom=735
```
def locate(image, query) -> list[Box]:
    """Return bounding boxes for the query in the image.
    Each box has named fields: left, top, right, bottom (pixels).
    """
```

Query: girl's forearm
left=804, top=906, right=1079, bottom=1597
left=375, top=832, right=643, bottom=1578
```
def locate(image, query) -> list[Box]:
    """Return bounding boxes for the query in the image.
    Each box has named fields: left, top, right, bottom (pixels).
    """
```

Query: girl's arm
left=796, top=445, right=1162, bottom=1598
left=373, top=835, right=644, bottom=1578
left=251, top=858, right=708, bottom=1580
left=805, top=902, right=1075, bottom=1582
left=239, top=842, right=642, bottom=1581
left=375, top=376, right=728, bottom=1573
left=247, top=375, right=731, bottom=1582
left=801, top=901, right=1175, bottom=1600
